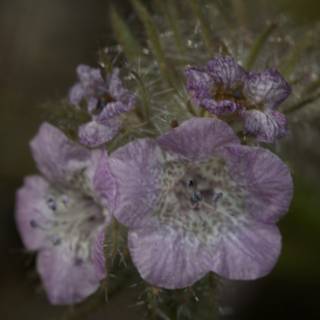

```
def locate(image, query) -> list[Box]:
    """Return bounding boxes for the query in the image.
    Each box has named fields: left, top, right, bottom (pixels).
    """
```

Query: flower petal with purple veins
left=207, top=220, right=282, bottom=280
left=128, top=227, right=210, bottom=289
left=243, top=109, right=288, bottom=143
left=109, top=139, right=165, bottom=228
left=243, top=69, right=291, bottom=109
left=93, top=229, right=107, bottom=280
left=158, top=118, right=239, bottom=161
left=207, top=56, right=247, bottom=89
left=37, top=243, right=103, bottom=305
left=217, top=144, right=293, bottom=223
left=30, top=122, right=91, bottom=185
left=15, top=176, right=52, bottom=250
left=185, top=67, right=211, bottom=105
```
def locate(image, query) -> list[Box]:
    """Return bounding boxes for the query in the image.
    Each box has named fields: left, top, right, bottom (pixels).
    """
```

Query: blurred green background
left=0, top=0, right=319, bottom=319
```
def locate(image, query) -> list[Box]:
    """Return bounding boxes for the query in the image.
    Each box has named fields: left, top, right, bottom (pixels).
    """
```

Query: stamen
left=47, top=197, right=57, bottom=211
left=30, top=219, right=38, bottom=228
left=191, top=191, right=202, bottom=204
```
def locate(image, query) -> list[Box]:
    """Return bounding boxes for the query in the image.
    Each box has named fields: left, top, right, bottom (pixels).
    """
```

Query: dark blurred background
left=0, top=0, right=319, bottom=319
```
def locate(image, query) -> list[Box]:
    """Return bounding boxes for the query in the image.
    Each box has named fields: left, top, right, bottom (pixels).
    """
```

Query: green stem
left=285, top=92, right=320, bottom=114
left=188, top=0, right=214, bottom=55
left=110, top=5, right=141, bottom=63
left=130, top=0, right=177, bottom=88
left=245, top=23, right=277, bottom=69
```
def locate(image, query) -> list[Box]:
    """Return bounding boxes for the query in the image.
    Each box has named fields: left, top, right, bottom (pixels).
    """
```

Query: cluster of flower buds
left=16, top=54, right=293, bottom=305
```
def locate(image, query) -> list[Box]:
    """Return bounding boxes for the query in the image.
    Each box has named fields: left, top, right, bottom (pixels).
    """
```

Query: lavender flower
left=95, top=118, right=293, bottom=289
left=185, top=56, right=291, bottom=143
left=15, top=123, right=114, bottom=304
left=69, top=65, right=136, bottom=147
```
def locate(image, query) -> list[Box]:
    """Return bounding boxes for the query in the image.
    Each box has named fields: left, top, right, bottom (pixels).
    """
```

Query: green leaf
left=110, top=5, right=141, bottom=62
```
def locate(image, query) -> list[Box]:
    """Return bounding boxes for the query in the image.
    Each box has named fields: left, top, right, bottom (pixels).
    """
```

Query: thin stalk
left=130, top=0, right=177, bottom=88
left=187, top=0, right=215, bottom=55
left=285, top=92, right=320, bottom=114
left=164, top=0, right=187, bottom=55
left=110, top=5, right=141, bottom=62
left=245, top=23, right=277, bottom=69
left=131, top=70, right=151, bottom=122
left=280, top=37, right=312, bottom=78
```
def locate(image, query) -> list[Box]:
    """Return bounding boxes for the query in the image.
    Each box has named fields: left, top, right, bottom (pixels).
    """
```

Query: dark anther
left=170, top=119, right=179, bottom=128
left=52, top=237, right=62, bottom=246
left=74, top=257, right=84, bottom=266
left=191, top=191, right=202, bottom=204
left=47, top=197, right=57, bottom=211
left=30, top=220, right=38, bottom=228
left=187, top=179, right=194, bottom=187
left=233, top=89, right=243, bottom=99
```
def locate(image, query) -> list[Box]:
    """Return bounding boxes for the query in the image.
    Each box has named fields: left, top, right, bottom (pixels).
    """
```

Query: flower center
left=30, top=188, right=105, bottom=264
left=96, top=93, right=115, bottom=112
left=156, top=158, right=247, bottom=241
left=213, top=84, right=246, bottom=106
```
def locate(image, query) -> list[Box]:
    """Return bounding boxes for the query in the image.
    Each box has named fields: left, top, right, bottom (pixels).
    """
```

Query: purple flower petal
left=207, top=56, right=247, bottom=89
left=93, top=150, right=117, bottom=212
left=185, top=67, right=211, bottom=105
left=37, top=243, right=102, bottom=305
left=243, top=110, right=288, bottom=143
left=202, top=98, right=239, bottom=115
left=218, top=144, right=293, bottom=223
left=128, top=227, right=209, bottom=289
left=93, top=228, right=107, bottom=281
left=69, top=83, right=85, bottom=107
left=208, top=220, right=281, bottom=280
left=30, top=123, right=91, bottom=185
left=15, top=176, right=52, bottom=250
left=76, top=64, right=105, bottom=97
left=78, top=119, right=120, bottom=148
left=243, top=69, right=291, bottom=109
left=98, top=101, right=134, bottom=121
left=158, top=118, right=240, bottom=161
left=110, top=139, right=165, bottom=228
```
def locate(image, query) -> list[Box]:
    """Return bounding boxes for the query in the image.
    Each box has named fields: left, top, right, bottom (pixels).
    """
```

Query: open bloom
left=95, top=118, right=293, bottom=289
left=15, top=123, right=114, bottom=304
left=185, top=56, right=291, bottom=143
left=69, top=65, right=136, bottom=147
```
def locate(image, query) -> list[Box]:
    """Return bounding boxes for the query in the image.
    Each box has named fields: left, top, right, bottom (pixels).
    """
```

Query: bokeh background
left=0, top=0, right=319, bottom=319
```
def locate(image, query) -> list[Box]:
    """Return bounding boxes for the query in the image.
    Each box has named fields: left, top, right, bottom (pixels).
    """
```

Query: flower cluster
left=185, top=57, right=291, bottom=143
left=69, top=65, right=136, bottom=147
left=16, top=10, right=295, bottom=310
